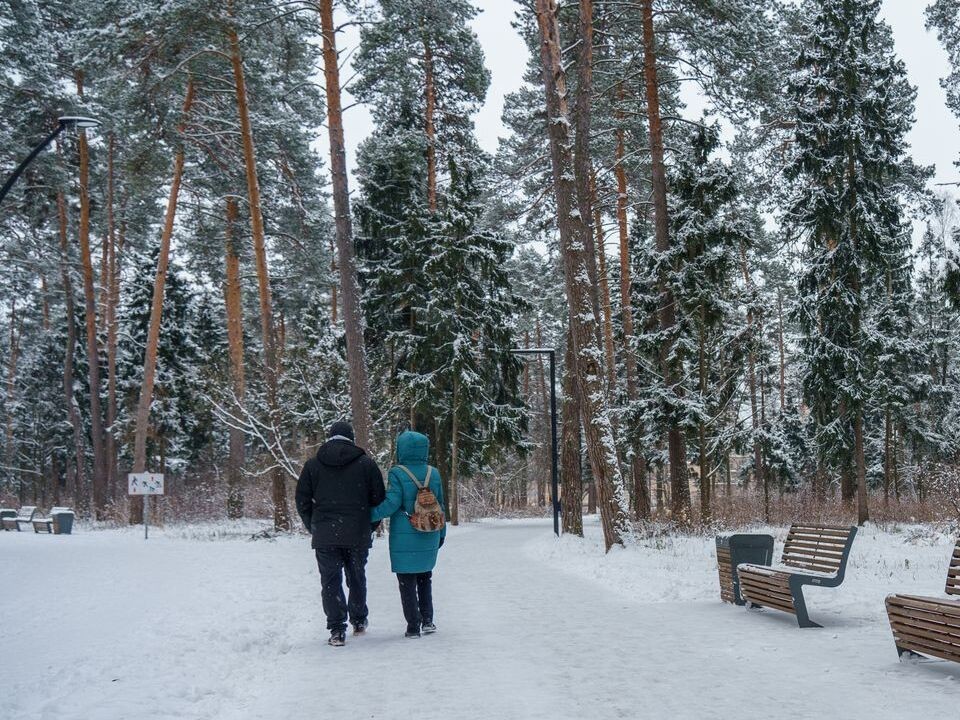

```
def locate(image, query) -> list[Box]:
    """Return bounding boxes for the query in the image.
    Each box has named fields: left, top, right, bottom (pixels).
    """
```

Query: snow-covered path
left=3, top=520, right=958, bottom=719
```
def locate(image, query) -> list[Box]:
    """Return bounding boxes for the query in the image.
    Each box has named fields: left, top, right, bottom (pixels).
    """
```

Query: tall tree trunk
left=424, top=39, right=438, bottom=213
left=58, top=190, right=87, bottom=514
left=776, top=291, right=786, bottom=411
left=739, top=244, right=767, bottom=520
left=883, top=405, right=891, bottom=503
left=592, top=174, right=616, bottom=391
left=535, top=0, right=630, bottom=550
left=697, top=317, right=711, bottom=523
left=224, top=197, right=246, bottom=518
left=560, top=328, right=583, bottom=536
left=574, top=1, right=602, bottom=339
left=130, top=78, right=195, bottom=524
left=850, top=287, right=869, bottom=524
left=5, top=298, right=18, bottom=473
left=228, top=20, right=291, bottom=530
left=104, top=134, right=119, bottom=503
left=40, top=274, right=50, bottom=330
left=640, top=0, right=689, bottom=522
left=319, top=0, right=374, bottom=451
left=76, top=115, right=108, bottom=518
left=614, top=100, right=649, bottom=519
left=450, top=378, right=460, bottom=525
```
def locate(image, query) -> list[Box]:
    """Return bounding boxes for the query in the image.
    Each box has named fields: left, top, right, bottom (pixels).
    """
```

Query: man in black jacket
left=295, top=421, right=385, bottom=647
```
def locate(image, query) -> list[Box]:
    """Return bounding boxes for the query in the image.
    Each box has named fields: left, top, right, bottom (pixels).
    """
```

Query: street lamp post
left=0, top=116, right=100, bottom=207
left=512, top=347, right=560, bottom=537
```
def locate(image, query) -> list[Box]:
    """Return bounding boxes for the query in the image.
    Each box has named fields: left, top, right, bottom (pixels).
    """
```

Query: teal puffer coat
left=371, top=431, right=446, bottom=574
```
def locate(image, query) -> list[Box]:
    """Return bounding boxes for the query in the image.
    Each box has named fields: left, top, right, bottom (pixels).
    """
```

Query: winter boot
left=328, top=629, right=346, bottom=647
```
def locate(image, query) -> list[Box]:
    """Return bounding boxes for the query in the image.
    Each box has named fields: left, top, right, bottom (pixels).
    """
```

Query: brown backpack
left=397, top=465, right=446, bottom=533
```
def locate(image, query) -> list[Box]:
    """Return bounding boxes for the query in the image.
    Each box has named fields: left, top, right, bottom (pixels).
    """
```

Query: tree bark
left=535, top=0, right=631, bottom=550
left=450, top=377, right=460, bottom=525
left=574, top=0, right=602, bottom=338
left=130, top=78, right=195, bottom=524
left=592, top=174, right=616, bottom=391
left=76, top=121, right=108, bottom=518
left=228, top=19, right=291, bottom=530
left=58, top=190, right=87, bottom=514
left=424, top=38, right=438, bottom=213
left=224, top=197, right=246, bottom=518
left=697, top=316, right=711, bottom=523
left=319, top=0, right=374, bottom=451
left=883, top=405, right=891, bottom=502
left=560, top=328, right=583, bottom=536
left=40, top=274, right=50, bottom=330
left=105, top=134, right=119, bottom=503
left=776, top=291, right=786, bottom=411
left=640, top=0, right=689, bottom=522
left=739, top=244, right=767, bottom=520
left=614, top=99, right=649, bottom=519
left=5, top=297, right=19, bottom=487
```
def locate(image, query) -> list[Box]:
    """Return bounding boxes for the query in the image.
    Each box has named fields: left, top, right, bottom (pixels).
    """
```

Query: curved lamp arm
left=0, top=116, right=100, bottom=207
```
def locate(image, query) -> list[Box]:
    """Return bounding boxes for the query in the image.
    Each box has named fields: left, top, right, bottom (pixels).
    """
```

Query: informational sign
left=128, top=473, right=164, bottom=496
left=128, top=473, right=164, bottom=541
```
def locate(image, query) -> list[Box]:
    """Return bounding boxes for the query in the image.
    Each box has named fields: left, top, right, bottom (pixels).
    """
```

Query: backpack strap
left=397, top=465, right=430, bottom=490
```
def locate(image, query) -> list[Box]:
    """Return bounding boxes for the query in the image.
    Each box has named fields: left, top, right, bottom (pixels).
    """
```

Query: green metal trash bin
left=52, top=510, right=75, bottom=535
left=716, top=533, right=774, bottom=605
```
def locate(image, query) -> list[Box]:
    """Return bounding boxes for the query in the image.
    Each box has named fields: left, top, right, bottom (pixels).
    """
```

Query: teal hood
left=396, top=430, right=429, bottom=465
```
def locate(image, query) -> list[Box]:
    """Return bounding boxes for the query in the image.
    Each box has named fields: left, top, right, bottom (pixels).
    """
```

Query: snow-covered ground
left=2, top=518, right=958, bottom=719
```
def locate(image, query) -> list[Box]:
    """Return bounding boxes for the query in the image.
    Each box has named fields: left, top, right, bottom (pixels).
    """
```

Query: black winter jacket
left=295, top=440, right=385, bottom=548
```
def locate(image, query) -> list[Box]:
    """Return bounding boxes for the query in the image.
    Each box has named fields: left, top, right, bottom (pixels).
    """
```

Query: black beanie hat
left=328, top=421, right=355, bottom=442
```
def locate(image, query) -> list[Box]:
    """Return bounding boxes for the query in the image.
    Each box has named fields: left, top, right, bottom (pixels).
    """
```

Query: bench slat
left=948, top=541, right=960, bottom=596
left=788, top=526, right=854, bottom=538
left=888, top=610, right=960, bottom=642
left=890, top=626, right=960, bottom=663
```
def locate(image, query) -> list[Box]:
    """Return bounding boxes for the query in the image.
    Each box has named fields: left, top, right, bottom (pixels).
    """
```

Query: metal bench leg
left=895, top=645, right=925, bottom=662
left=790, top=580, right=821, bottom=629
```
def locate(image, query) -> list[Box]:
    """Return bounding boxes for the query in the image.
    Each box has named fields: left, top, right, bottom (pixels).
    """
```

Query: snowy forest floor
left=3, top=518, right=959, bottom=719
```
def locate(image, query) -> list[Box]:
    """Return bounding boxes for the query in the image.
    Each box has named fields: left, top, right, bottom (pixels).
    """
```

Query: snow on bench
left=737, top=524, right=858, bottom=628
left=1, top=506, right=37, bottom=532
left=886, top=538, right=960, bottom=664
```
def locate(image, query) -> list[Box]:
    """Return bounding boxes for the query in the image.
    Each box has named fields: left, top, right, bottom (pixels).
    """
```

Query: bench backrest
left=947, top=539, right=960, bottom=596
left=17, top=506, right=37, bottom=519
left=781, top=524, right=857, bottom=576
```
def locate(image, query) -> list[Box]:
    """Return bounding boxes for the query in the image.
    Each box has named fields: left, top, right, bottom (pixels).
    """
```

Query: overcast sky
left=337, top=1, right=960, bottom=190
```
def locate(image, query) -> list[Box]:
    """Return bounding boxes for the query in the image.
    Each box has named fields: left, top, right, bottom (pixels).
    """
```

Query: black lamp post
left=512, top=347, right=560, bottom=536
left=0, top=115, right=100, bottom=207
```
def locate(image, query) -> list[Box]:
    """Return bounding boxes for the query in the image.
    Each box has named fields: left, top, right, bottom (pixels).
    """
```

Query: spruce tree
left=787, top=0, right=919, bottom=523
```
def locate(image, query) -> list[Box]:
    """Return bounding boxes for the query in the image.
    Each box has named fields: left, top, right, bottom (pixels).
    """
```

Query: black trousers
left=397, top=572, right=433, bottom=630
left=315, top=546, right=369, bottom=632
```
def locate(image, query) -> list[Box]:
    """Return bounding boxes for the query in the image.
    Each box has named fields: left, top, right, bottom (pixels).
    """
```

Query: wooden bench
left=885, top=539, right=960, bottom=663
left=32, top=507, right=74, bottom=534
left=1, top=506, right=38, bottom=532
left=737, top=524, right=858, bottom=628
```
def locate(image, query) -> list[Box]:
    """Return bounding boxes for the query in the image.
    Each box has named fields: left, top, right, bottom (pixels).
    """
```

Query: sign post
left=128, top=473, right=164, bottom=539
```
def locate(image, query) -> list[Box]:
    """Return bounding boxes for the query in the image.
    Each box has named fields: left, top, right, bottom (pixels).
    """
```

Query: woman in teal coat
left=371, top=430, right=446, bottom=638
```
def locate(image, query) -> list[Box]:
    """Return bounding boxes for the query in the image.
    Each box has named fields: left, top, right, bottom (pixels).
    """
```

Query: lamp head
left=58, top=116, right=100, bottom=130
